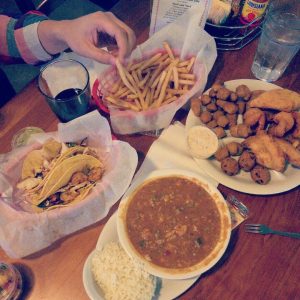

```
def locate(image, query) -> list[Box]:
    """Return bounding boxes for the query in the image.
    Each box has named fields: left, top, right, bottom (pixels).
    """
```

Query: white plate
left=83, top=212, right=200, bottom=300
left=186, top=79, right=300, bottom=195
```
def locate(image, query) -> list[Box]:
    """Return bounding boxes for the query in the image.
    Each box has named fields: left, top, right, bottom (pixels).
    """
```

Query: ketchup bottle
left=240, top=0, right=270, bottom=25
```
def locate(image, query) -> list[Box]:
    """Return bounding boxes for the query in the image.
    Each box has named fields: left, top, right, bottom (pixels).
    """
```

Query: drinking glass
left=251, top=0, right=300, bottom=82
left=38, top=59, right=91, bottom=122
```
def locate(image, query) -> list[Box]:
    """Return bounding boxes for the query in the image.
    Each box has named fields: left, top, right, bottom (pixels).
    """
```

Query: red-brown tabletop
left=0, top=1, right=299, bottom=299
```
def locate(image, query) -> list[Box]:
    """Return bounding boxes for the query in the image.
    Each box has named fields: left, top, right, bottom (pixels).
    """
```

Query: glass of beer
left=38, top=59, right=91, bottom=122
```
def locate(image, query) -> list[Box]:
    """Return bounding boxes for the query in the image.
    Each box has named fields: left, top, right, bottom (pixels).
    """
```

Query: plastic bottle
left=240, top=0, right=269, bottom=24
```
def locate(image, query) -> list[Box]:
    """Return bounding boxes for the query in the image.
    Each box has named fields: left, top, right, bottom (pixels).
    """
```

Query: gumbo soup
left=125, top=176, right=222, bottom=269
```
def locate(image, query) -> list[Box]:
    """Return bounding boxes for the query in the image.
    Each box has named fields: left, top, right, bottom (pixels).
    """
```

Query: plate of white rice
left=83, top=213, right=200, bottom=300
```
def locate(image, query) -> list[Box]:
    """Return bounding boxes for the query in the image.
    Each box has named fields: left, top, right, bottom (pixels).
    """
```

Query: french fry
left=114, top=86, right=129, bottom=98
left=119, top=89, right=132, bottom=98
left=145, top=89, right=152, bottom=108
left=178, top=79, right=196, bottom=86
left=129, top=60, right=144, bottom=71
left=163, top=41, right=175, bottom=60
left=134, top=98, right=142, bottom=110
left=106, top=96, right=140, bottom=111
left=110, top=78, right=122, bottom=94
left=124, top=68, right=139, bottom=91
left=131, top=70, right=140, bottom=85
left=148, top=63, right=167, bottom=87
left=141, top=85, right=149, bottom=101
left=138, top=94, right=147, bottom=110
left=148, top=88, right=154, bottom=106
left=177, top=67, right=189, bottom=73
left=139, top=53, right=162, bottom=70
left=153, top=70, right=167, bottom=99
left=115, top=59, right=137, bottom=95
left=127, top=94, right=139, bottom=99
left=155, top=53, right=169, bottom=64
left=187, top=57, right=195, bottom=73
left=177, top=60, right=190, bottom=68
left=179, top=73, right=196, bottom=80
left=166, top=88, right=186, bottom=95
left=172, top=66, right=179, bottom=90
left=155, top=60, right=178, bottom=107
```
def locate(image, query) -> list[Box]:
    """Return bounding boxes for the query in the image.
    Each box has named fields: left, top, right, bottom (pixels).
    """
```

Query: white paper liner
left=0, top=111, right=138, bottom=258
left=98, top=4, right=217, bottom=134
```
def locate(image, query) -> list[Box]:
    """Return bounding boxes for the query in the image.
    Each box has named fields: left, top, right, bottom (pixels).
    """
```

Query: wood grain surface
left=0, top=1, right=299, bottom=300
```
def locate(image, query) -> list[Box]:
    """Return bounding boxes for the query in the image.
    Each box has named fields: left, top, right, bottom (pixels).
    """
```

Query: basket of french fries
left=103, top=42, right=196, bottom=111
left=96, top=8, right=217, bottom=134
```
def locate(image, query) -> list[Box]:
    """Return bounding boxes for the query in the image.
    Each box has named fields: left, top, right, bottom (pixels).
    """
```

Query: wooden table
left=0, top=1, right=299, bottom=299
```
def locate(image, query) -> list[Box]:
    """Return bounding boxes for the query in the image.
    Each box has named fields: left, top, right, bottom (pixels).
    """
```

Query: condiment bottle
left=240, top=0, right=269, bottom=24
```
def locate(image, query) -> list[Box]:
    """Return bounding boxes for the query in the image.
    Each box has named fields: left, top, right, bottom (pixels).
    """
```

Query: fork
left=245, top=224, right=300, bottom=239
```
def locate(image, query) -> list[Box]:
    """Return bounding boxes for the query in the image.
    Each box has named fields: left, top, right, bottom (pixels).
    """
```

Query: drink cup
left=38, top=59, right=91, bottom=122
left=251, top=0, right=300, bottom=82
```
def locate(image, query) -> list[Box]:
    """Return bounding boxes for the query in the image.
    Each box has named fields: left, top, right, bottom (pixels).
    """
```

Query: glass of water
left=251, top=0, right=300, bottom=82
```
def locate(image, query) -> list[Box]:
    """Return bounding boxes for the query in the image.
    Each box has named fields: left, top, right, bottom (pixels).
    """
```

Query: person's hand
left=38, top=12, right=136, bottom=64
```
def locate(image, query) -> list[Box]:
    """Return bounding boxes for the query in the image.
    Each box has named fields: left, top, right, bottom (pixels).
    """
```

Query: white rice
left=91, top=242, right=157, bottom=300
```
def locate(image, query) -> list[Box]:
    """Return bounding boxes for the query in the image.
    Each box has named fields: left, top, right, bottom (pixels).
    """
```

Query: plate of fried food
left=186, top=79, right=300, bottom=195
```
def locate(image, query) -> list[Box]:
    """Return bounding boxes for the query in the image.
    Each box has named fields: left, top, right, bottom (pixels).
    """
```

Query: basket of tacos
left=16, top=138, right=105, bottom=212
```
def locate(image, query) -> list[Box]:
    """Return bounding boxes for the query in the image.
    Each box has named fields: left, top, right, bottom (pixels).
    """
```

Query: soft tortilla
left=35, top=154, right=103, bottom=205
left=40, top=183, right=96, bottom=211
left=21, top=139, right=62, bottom=179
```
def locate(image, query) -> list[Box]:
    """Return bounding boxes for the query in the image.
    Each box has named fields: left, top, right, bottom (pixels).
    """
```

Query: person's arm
left=0, top=11, right=136, bottom=65
left=0, top=11, right=52, bottom=64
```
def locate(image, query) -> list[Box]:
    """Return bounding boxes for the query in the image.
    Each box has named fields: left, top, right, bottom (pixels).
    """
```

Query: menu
left=150, top=0, right=210, bottom=35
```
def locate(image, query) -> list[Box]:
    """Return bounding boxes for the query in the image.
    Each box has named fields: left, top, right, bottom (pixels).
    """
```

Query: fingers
left=107, top=12, right=136, bottom=58
left=95, top=12, right=136, bottom=63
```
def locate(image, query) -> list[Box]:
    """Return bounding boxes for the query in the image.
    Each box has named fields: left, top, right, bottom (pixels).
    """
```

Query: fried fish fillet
left=242, top=132, right=286, bottom=172
left=249, top=89, right=300, bottom=112
left=274, top=138, right=300, bottom=168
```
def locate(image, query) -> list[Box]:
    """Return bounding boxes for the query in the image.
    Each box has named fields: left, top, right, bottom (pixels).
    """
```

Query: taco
left=21, top=139, right=62, bottom=180
left=38, top=183, right=96, bottom=211
left=37, top=154, right=103, bottom=203
left=22, top=145, right=89, bottom=194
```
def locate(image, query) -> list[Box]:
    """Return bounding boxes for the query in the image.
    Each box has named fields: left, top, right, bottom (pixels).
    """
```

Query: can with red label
left=240, top=0, right=269, bottom=24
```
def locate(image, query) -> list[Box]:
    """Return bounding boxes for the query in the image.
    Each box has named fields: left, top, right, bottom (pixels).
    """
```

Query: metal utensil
left=245, top=224, right=300, bottom=239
